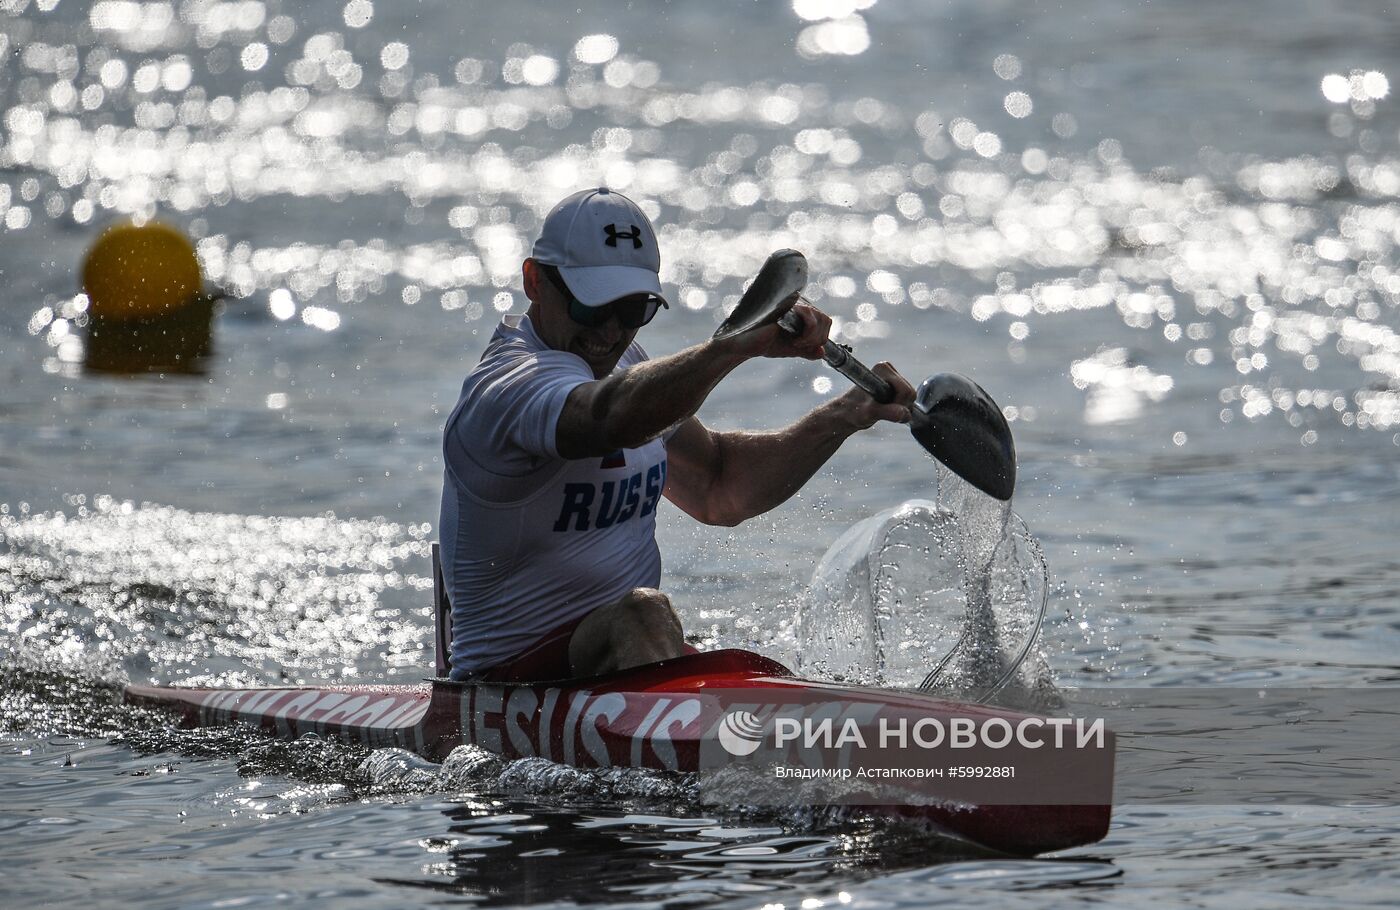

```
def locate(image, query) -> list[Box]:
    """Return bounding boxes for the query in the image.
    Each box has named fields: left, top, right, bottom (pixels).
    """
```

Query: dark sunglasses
left=542, top=265, right=667, bottom=329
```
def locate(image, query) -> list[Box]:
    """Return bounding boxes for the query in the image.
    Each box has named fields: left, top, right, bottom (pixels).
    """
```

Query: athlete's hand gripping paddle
left=714, top=250, right=1017, bottom=501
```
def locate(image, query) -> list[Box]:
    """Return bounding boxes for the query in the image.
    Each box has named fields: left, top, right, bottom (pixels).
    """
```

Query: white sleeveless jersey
left=439, top=315, right=668, bottom=677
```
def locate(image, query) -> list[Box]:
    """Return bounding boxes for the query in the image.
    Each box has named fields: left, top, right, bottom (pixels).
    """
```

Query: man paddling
left=440, top=187, right=915, bottom=681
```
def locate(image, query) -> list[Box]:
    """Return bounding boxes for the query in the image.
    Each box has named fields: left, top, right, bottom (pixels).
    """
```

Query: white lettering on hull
left=194, top=685, right=715, bottom=771
left=580, top=693, right=626, bottom=767
left=506, top=688, right=539, bottom=755
left=630, top=698, right=672, bottom=769
left=446, top=687, right=710, bottom=770
left=273, top=691, right=325, bottom=737
left=561, top=689, right=589, bottom=766
left=195, top=688, right=428, bottom=746
left=647, top=698, right=703, bottom=771
left=474, top=686, right=503, bottom=753
left=538, top=689, right=560, bottom=762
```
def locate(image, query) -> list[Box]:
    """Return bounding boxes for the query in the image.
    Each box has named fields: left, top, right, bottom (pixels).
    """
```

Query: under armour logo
left=603, top=223, right=643, bottom=249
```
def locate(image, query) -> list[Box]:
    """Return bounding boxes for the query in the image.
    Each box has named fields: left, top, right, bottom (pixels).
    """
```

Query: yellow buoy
left=82, top=221, right=202, bottom=321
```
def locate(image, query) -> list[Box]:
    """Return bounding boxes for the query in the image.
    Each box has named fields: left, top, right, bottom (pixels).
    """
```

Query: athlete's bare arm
left=661, top=365, right=915, bottom=527
left=554, top=304, right=831, bottom=459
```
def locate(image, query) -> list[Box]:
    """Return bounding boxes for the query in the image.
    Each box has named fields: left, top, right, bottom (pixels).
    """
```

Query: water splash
left=927, top=467, right=1015, bottom=697
left=795, top=481, right=1050, bottom=706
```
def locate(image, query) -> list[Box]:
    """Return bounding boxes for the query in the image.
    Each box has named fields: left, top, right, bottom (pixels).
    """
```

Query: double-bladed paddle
left=714, top=249, right=1017, bottom=501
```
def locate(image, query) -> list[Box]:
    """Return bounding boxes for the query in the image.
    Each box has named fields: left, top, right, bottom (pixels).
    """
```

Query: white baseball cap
left=531, top=187, right=668, bottom=307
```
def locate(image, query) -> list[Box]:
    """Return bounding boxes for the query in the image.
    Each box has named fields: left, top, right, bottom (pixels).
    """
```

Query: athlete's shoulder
left=471, top=315, right=587, bottom=379
left=448, top=315, right=592, bottom=435
left=478, top=314, right=538, bottom=363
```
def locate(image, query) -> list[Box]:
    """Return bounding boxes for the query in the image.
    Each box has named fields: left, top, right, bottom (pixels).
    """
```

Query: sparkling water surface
left=4, top=0, right=1400, bottom=907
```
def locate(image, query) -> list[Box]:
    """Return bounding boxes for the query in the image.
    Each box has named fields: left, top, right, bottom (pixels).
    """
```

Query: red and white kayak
left=125, top=646, right=1114, bottom=856
left=126, top=545, right=1112, bottom=855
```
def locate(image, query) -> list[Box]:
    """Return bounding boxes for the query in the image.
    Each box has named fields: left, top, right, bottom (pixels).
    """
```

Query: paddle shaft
left=777, top=310, right=895, bottom=404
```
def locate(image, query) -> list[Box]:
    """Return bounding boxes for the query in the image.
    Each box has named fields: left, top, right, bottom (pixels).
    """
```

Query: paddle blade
left=911, top=373, right=1017, bottom=501
left=712, top=249, right=808, bottom=340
